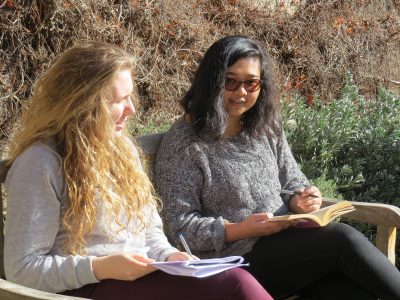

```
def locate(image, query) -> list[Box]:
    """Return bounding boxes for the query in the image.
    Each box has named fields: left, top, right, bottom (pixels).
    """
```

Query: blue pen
left=178, top=232, right=193, bottom=257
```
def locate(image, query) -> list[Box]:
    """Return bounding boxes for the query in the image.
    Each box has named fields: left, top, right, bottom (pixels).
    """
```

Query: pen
left=280, top=189, right=319, bottom=198
left=178, top=232, right=193, bottom=257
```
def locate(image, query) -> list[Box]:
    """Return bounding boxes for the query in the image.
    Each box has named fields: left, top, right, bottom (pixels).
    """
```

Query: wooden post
left=376, top=225, right=396, bottom=264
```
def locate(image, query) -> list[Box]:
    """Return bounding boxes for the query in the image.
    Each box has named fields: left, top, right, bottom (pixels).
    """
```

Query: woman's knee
left=325, top=223, right=370, bottom=249
left=225, top=268, right=273, bottom=300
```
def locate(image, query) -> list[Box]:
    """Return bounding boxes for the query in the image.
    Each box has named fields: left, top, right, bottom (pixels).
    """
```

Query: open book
left=268, top=201, right=355, bottom=227
left=150, top=256, right=249, bottom=278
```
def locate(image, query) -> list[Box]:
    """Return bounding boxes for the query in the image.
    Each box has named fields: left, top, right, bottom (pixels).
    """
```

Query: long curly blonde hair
left=9, top=41, right=157, bottom=255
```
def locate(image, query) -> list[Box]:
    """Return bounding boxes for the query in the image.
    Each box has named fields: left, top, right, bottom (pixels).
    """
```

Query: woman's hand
left=289, top=186, right=322, bottom=214
left=225, top=213, right=295, bottom=242
left=92, top=253, right=156, bottom=281
left=167, top=251, right=199, bottom=261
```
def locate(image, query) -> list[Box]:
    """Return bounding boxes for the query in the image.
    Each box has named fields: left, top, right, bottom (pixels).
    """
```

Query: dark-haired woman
left=155, top=36, right=400, bottom=300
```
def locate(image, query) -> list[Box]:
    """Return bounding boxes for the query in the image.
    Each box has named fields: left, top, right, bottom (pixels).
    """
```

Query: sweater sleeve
left=129, top=139, right=179, bottom=262
left=145, top=208, right=179, bottom=261
left=4, top=144, right=98, bottom=293
left=274, top=130, right=309, bottom=206
left=155, top=129, right=226, bottom=254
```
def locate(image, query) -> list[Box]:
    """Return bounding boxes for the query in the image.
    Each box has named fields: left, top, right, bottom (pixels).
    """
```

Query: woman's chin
left=114, top=127, right=124, bottom=137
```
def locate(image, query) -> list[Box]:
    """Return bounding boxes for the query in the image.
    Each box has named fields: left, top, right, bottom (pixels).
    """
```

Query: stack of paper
left=150, top=256, right=249, bottom=278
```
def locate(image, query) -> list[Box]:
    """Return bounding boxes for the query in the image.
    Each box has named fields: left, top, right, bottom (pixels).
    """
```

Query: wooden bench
left=1, top=132, right=400, bottom=299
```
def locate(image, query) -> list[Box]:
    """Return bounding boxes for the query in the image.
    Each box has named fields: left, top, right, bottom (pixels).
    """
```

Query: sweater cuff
left=213, top=216, right=227, bottom=252
left=158, top=247, right=180, bottom=262
left=85, top=256, right=100, bottom=284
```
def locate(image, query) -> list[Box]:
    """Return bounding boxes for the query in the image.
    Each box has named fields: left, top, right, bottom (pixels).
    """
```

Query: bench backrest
left=0, top=133, right=165, bottom=280
left=136, top=133, right=165, bottom=179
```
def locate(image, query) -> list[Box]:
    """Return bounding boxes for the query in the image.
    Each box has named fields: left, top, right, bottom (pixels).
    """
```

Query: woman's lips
left=230, top=98, right=245, bottom=104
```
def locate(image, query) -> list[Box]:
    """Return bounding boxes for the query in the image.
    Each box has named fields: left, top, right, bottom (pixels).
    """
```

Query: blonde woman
left=4, top=41, right=272, bottom=300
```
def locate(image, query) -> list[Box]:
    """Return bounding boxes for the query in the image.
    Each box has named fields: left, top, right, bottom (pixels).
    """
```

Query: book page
left=325, top=206, right=356, bottom=223
left=310, top=204, right=335, bottom=221
left=267, top=201, right=355, bottom=226
left=267, top=212, right=321, bottom=224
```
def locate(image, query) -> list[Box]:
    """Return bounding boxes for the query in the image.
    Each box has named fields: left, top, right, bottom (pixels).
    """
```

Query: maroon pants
left=61, top=268, right=272, bottom=300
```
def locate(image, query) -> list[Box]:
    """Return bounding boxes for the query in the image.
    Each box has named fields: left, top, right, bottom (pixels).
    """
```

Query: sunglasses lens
left=245, top=80, right=261, bottom=92
left=225, top=79, right=241, bottom=91
left=225, top=79, right=261, bottom=92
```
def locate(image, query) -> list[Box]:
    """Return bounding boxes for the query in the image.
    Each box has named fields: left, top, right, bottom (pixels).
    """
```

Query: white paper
left=150, top=256, right=249, bottom=278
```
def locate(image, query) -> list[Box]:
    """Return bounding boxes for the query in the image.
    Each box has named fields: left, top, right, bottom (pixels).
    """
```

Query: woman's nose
left=233, top=84, right=248, bottom=96
left=125, top=97, right=136, bottom=116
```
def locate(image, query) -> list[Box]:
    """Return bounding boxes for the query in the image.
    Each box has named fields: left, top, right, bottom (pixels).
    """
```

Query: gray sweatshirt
left=155, top=117, right=308, bottom=259
left=4, top=142, right=178, bottom=293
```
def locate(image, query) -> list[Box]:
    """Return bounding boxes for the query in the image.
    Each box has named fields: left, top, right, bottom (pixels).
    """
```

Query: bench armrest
left=323, top=198, right=400, bottom=264
left=0, top=278, right=88, bottom=300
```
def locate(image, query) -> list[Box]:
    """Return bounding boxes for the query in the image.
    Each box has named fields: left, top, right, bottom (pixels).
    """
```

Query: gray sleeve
left=274, top=131, right=309, bottom=206
left=131, top=140, right=179, bottom=262
left=4, top=145, right=98, bottom=293
left=155, top=136, right=226, bottom=254
left=145, top=208, right=179, bottom=261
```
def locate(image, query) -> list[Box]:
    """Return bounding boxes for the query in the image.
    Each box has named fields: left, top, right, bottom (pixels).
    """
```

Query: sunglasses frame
left=224, top=78, right=262, bottom=93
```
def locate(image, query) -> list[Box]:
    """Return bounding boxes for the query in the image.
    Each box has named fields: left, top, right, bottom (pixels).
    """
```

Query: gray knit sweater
left=155, top=116, right=309, bottom=258
left=5, top=142, right=178, bottom=293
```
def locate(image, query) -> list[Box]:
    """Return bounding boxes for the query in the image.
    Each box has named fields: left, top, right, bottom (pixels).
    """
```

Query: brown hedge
left=1, top=0, right=399, bottom=155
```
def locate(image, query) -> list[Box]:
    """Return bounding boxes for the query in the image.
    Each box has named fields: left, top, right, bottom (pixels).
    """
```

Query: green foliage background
left=283, top=73, right=400, bottom=207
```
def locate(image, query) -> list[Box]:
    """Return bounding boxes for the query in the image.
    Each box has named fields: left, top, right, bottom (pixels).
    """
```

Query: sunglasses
left=224, top=78, right=262, bottom=92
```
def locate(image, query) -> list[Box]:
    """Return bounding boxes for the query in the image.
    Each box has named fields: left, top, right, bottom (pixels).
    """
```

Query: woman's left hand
left=290, top=186, right=322, bottom=214
left=167, top=251, right=199, bottom=261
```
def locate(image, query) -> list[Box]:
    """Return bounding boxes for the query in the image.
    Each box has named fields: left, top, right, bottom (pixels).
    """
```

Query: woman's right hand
left=92, top=253, right=156, bottom=281
left=225, top=213, right=294, bottom=242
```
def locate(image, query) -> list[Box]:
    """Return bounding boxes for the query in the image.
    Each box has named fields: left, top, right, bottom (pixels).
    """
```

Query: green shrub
left=282, top=72, right=400, bottom=206
left=308, top=173, right=343, bottom=200
left=129, top=115, right=174, bottom=136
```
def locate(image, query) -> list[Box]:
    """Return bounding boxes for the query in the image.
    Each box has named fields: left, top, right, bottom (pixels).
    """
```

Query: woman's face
left=109, top=69, right=135, bottom=136
left=223, top=57, right=261, bottom=124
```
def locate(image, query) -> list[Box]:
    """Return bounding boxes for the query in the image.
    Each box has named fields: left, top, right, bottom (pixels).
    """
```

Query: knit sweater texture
left=155, top=116, right=309, bottom=258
